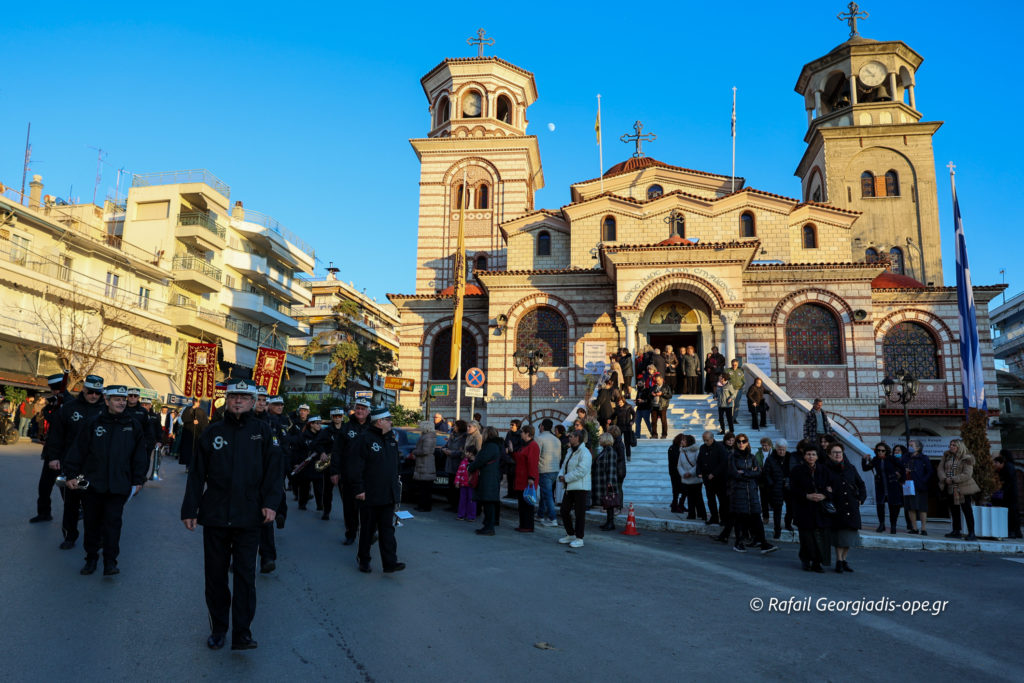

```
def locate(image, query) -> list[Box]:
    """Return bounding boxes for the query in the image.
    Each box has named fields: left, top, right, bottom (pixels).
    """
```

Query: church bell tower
left=793, top=5, right=943, bottom=284
left=410, top=31, right=544, bottom=295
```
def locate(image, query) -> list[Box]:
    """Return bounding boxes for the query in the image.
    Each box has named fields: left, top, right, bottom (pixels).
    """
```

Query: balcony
left=172, top=255, right=222, bottom=294
left=169, top=305, right=231, bottom=339
left=229, top=207, right=315, bottom=273
left=221, top=288, right=308, bottom=336
left=176, top=211, right=226, bottom=251
left=132, top=169, right=230, bottom=201
left=223, top=249, right=312, bottom=304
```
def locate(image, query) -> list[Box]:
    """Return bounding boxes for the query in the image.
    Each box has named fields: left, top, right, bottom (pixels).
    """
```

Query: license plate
left=434, top=476, right=449, bottom=486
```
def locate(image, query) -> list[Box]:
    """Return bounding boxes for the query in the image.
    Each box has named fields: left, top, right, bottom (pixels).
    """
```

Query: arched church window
left=883, top=322, right=939, bottom=379
left=673, top=214, right=685, bottom=238
left=861, top=171, right=875, bottom=198
left=462, top=90, right=483, bottom=118
left=474, top=254, right=488, bottom=272
left=477, top=183, right=489, bottom=209
left=601, top=216, right=616, bottom=242
left=455, top=183, right=466, bottom=209
left=889, top=247, right=905, bottom=275
left=496, top=95, right=513, bottom=124
left=536, top=231, right=551, bottom=256
left=865, top=248, right=879, bottom=263
left=430, top=327, right=479, bottom=380
left=436, top=95, right=450, bottom=126
left=740, top=212, right=756, bottom=238
left=885, top=170, right=900, bottom=197
left=786, top=303, right=842, bottom=365
left=516, top=306, right=568, bottom=367
left=802, top=224, right=818, bottom=249
left=647, top=185, right=663, bottom=200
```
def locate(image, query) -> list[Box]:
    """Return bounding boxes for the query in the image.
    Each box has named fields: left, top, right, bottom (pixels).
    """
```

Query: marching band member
left=253, top=386, right=269, bottom=420
left=180, top=379, right=282, bottom=651
left=266, top=396, right=291, bottom=530
left=287, top=404, right=311, bottom=502
left=292, top=416, right=324, bottom=513
left=30, top=372, right=73, bottom=524
left=256, top=389, right=286, bottom=574
left=125, top=387, right=158, bottom=457
left=63, top=385, right=148, bottom=576
left=351, top=405, right=405, bottom=574
left=330, top=397, right=371, bottom=546
left=36, top=374, right=106, bottom=549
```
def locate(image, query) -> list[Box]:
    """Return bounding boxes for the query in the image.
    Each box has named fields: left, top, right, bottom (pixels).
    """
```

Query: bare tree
left=28, top=286, right=148, bottom=388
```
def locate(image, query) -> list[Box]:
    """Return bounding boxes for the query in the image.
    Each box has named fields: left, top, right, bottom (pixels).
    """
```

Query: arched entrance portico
left=637, top=291, right=715, bottom=363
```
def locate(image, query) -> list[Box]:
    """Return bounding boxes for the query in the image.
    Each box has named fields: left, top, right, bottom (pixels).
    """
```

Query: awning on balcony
left=221, top=340, right=238, bottom=364
left=220, top=340, right=256, bottom=370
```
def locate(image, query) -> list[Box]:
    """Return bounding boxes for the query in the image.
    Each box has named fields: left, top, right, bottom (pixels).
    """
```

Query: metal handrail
left=172, top=255, right=222, bottom=281
left=132, top=170, right=230, bottom=198
left=178, top=211, right=226, bottom=239
left=230, top=206, right=314, bottom=259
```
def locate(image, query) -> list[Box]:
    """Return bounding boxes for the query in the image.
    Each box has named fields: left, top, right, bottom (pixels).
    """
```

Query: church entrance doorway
left=637, top=290, right=715, bottom=395
left=648, top=332, right=700, bottom=393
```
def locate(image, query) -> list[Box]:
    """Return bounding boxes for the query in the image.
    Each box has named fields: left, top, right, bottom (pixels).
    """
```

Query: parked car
left=393, top=427, right=451, bottom=501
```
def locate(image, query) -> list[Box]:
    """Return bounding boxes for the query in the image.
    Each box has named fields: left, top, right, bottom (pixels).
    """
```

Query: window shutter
left=874, top=176, right=887, bottom=197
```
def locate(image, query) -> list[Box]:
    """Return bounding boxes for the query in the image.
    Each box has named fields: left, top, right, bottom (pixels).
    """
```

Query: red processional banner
left=252, top=347, right=287, bottom=396
left=184, top=342, right=218, bottom=399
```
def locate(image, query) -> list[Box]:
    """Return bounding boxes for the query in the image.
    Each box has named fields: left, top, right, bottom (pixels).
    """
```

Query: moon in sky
left=547, top=122, right=556, bottom=132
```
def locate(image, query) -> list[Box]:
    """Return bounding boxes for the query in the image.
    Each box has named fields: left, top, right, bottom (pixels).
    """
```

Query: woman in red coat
left=513, top=425, right=541, bottom=532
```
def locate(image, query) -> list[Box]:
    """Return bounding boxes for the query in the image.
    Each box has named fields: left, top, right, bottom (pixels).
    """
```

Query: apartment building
left=0, top=168, right=315, bottom=396
left=288, top=267, right=400, bottom=404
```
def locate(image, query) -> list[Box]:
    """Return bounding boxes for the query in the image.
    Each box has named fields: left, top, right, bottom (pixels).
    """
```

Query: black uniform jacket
left=696, top=441, right=730, bottom=483
left=180, top=410, right=283, bottom=528
left=41, top=393, right=106, bottom=463
left=64, top=410, right=148, bottom=495
left=125, top=404, right=157, bottom=453
left=330, top=418, right=369, bottom=481
left=349, top=425, right=401, bottom=506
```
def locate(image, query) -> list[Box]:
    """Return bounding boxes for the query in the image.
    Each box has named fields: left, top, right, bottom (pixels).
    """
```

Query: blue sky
left=2, top=2, right=1020, bottom=304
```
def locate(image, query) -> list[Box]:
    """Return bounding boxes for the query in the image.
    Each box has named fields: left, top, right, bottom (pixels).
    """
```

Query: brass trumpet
left=56, top=474, right=90, bottom=490
left=314, top=454, right=332, bottom=472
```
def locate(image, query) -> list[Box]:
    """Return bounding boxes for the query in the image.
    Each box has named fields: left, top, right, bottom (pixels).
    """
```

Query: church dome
left=439, top=283, right=484, bottom=296
left=871, top=272, right=926, bottom=289
left=655, top=235, right=695, bottom=246
left=604, top=157, right=665, bottom=177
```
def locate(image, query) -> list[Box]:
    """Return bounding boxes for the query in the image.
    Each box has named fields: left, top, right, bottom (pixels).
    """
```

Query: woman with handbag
left=674, top=434, right=704, bottom=520
left=727, top=434, right=777, bottom=554
left=861, top=442, right=905, bottom=533
left=937, top=439, right=980, bottom=540
left=558, top=430, right=592, bottom=548
left=513, top=425, right=540, bottom=532
left=789, top=447, right=831, bottom=572
left=825, top=442, right=867, bottom=573
left=594, top=432, right=626, bottom=531
left=469, top=426, right=503, bottom=536
left=903, top=441, right=933, bottom=534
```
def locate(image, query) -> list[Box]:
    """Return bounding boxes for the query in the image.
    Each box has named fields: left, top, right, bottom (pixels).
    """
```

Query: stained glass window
left=602, top=216, right=616, bottom=242
left=889, top=247, right=905, bottom=275
left=740, top=212, right=755, bottom=238
left=537, top=231, right=551, bottom=256
left=865, top=248, right=879, bottom=263
left=786, top=303, right=842, bottom=364
left=647, top=184, right=663, bottom=200
left=430, top=327, right=478, bottom=380
left=516, top=307, right=568, bottom=366
left=802, top=224, right=817, bottom=249
left=884, top=322, right=938, bottom=379
left=861, top=171, right=875, bottom=198
left=885, top=170, right=900, bottom=197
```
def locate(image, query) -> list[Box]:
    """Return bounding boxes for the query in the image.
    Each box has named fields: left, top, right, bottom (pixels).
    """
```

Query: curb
left=499, top=498, right=1024, bottom=554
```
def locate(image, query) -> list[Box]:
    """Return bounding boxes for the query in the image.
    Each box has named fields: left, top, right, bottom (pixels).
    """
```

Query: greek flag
left=951, top=171, right=986, bottom=415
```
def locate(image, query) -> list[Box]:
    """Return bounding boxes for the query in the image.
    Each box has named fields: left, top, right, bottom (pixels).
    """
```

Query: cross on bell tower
left=837, top=2, right=869, bottom=38
left=467, top=28, right=495, bottom=57
left=620, top=121, right=657, bottom=158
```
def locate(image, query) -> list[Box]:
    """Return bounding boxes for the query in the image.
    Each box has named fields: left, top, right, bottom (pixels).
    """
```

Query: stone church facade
left=390, top=23, right=1002, bottom=446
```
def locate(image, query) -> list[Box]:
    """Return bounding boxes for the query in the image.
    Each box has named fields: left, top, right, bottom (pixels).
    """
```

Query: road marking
left=1002, top=557, right=1024, bottom=564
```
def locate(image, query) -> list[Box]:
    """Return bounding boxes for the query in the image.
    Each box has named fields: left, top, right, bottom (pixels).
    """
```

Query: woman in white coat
left=558, top=430, right=592, bottom=548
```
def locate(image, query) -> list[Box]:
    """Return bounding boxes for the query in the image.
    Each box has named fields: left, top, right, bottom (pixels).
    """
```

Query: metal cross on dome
left=620, top=121, right=656, bottom=158
left=467, top=28, right=495, bottom=57
left=837, top=2, right=869, bottom=38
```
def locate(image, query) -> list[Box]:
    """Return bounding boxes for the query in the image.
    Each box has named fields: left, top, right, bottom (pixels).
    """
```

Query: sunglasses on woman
left=737, top=439, right=748, bottom=444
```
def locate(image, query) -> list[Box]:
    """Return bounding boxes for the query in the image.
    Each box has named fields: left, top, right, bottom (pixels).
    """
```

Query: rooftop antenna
left=20, top=123, right=31, bottom=203
left=88, top=146, right=107, bottom=205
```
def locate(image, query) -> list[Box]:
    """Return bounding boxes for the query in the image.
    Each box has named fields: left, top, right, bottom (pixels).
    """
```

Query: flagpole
left=455, top=170, right=467, bottom=421
left=597, top=94, right=604, bottom=193
left=731, top=87, right=737, bottom=194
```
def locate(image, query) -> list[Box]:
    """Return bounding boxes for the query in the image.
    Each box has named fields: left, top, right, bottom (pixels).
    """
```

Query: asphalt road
left=2, top=440, right=1022, bottom=682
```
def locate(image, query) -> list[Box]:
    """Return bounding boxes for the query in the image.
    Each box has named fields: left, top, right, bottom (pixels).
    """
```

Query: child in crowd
left=455, top=444, right=478, bottom=522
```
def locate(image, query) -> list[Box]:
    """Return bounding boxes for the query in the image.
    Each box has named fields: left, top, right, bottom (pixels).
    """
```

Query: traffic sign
left=354, top=390, right=373, bottom=399
left=384, top=376, right=415, bottom=391
left=429, top=384, right=449, bottom=397
left=465, top=367, right=485, bottom=388
left=465, top=386, right=483, bottom=398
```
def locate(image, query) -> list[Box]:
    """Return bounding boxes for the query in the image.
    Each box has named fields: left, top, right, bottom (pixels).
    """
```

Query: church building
left=389, top=17, right=1002, bottom=447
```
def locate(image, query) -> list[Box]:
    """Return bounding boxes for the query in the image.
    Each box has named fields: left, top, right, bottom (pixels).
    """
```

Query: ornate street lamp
left=882, top=372, right=918, bottom=451
left=513, top=345, right=544, bottom=426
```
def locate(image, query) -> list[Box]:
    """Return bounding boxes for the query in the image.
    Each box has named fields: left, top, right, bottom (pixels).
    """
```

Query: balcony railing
left=178, top=211, right=226, bottom=239
left=132, top=169, right=230, bottom=198
left=230, top=206, right=314, bottom=259
left=172, top=255, right=222, bottom=282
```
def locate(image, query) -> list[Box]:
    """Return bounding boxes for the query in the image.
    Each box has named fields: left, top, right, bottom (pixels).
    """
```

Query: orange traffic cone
left=622, top=502, right=640, bottom=536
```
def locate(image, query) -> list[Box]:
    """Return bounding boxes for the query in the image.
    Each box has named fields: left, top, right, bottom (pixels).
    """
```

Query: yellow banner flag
left=449, top=177, right=466, bottom=380
left=595, top=108, right=601, bottom=145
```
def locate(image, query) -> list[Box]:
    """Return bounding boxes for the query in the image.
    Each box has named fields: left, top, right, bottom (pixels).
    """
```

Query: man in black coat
left=180, top=379, right=282, bottom=651
left=618, top=348, right=634, bottom=398
left=350, top=405, right=404, bottom=574
left=696, top=430, right=730, bottom=527
left=36, top=375, right=106, bottom=550
left=330, top=398, right=371, bottom=545
left=125, top=387, right=157, bottom=457
left=30, top=372, right=74, bottom=524
left=179, top=397, right=209, bottom=470
left=63, top=385, right=148, bottom=576
left=255, top=389, right=288, bottom=573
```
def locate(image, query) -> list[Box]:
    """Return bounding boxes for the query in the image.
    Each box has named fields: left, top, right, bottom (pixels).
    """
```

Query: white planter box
left=971, top=505, right=1008, bottom=539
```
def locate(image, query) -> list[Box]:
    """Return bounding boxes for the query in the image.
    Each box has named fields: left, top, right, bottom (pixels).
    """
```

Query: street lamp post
left=882, top=373, right=918, bottom=451
left=513, top=346, right=544, bottom=426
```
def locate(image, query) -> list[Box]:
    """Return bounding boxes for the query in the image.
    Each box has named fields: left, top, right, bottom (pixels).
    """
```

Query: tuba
left=56, top=474, right=90, bottom=490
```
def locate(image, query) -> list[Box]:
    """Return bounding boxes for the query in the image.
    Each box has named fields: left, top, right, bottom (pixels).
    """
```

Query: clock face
left=462, top=91, right=482, bottom=117
left=858, top=61, right=887, bottom=88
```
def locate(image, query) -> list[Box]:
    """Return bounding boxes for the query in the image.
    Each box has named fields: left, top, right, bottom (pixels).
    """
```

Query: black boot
left=80, top=558, right=98, bottom=575
left=834, top=561, right=843, bottom=574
